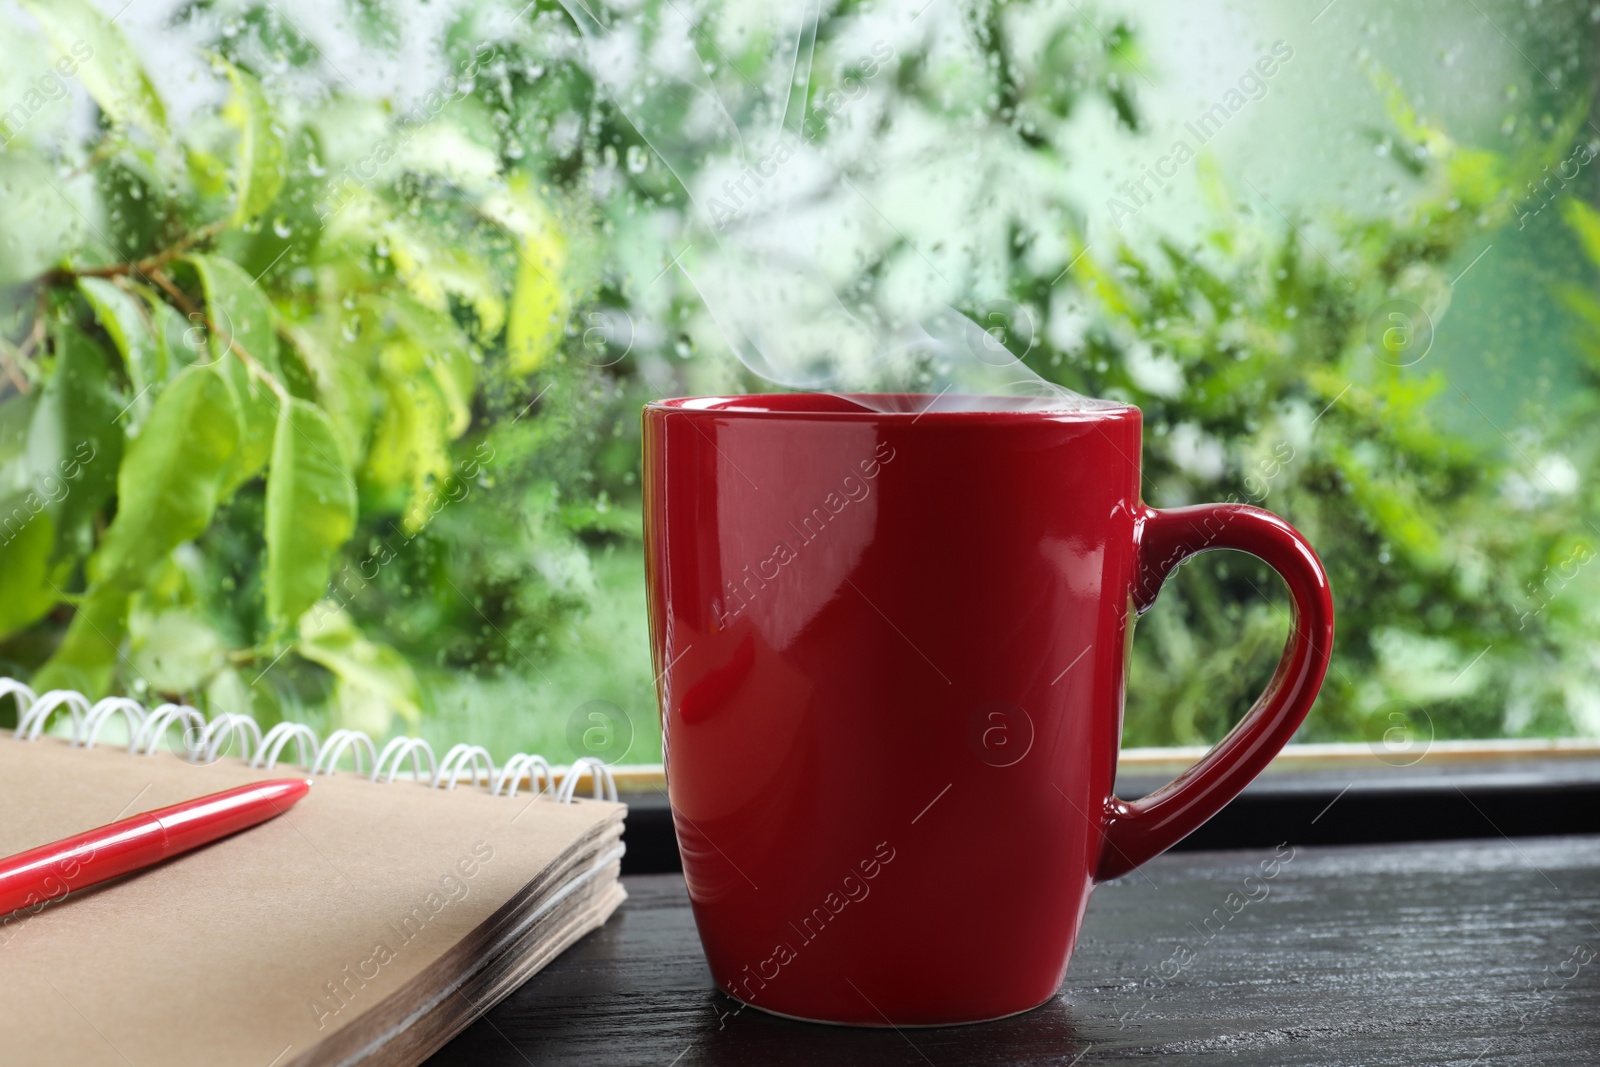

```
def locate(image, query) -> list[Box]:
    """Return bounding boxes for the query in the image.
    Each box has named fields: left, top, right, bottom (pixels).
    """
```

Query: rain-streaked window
left=0, top=0, right=1595, bottom=762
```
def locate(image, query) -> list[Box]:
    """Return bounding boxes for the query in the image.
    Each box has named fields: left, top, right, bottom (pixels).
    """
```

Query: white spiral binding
left=557, top=757, right=618, bottom=803
left=17, top=689, right=92, bottom=741
left=314, top=729, right=378, bottom=777
left=81, top=697, right=147, bottom=748
left=135, top=702, right=208, bottom=758
left=494, top=753, right=555, bottom=798
left=0, top=679, right=38, bottom=721
left=253, top=723, right=321, bottom=770
left=1, top=680, right=613, bottom=803
left=435, top=744, right=495, bottom=790
left=374, top=736, right=437, bottom=784
left=201, top=714, right=263, bottom=763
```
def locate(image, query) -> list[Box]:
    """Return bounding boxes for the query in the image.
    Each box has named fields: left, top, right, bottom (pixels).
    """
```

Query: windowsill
left=599, top=737, right=1600, bottom=797
left=604, top=741, right=1600, bottom=874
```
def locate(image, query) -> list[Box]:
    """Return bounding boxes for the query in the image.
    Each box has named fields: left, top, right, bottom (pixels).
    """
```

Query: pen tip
left=305, top=778, right=315, bottom=788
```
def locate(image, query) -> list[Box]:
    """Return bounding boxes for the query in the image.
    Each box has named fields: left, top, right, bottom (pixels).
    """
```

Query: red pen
left=0, top=779, right=311, bottom=917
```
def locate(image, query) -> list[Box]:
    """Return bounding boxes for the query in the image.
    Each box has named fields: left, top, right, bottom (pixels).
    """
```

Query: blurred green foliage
left=0, top=0, right=1596, bottom=760
left=1050, top=127, right=1599, bottom=746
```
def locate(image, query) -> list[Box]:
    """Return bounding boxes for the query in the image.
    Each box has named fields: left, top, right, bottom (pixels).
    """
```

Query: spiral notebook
left=0, top=681, right=627, bottom=1067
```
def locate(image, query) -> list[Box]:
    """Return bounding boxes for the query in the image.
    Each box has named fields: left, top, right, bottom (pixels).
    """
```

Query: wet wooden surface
left=429, top=836, right=1600, bottom=1066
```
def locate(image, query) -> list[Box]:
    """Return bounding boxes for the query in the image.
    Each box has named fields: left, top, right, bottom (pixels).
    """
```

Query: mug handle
left=1095, top=503, right=1335, bottom=882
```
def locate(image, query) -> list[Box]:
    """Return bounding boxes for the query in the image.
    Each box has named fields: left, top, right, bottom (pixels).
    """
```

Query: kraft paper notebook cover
left=0, top=682, right=627, bottom=1067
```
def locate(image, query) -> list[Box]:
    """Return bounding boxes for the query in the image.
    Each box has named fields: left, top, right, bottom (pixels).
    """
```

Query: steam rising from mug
left=558, top=1, right=1114, bottom=415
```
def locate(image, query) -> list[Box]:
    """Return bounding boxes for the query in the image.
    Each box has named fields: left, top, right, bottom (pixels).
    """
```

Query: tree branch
left=0, top=346, right=29, bottom=394
left=147, top=268, right=290, bottom=402
left=0, top=288, right=51, bottom=394
left=40, top=220, right=231, bottom=287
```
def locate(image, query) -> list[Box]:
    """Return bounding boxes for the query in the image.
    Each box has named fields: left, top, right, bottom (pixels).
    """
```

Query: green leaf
left=429, top=343, right=476, bottom=438
left=186, top=145, right=232, bottom=205
left=0, top=508, right=63, bottom=642
left=296, top=603, right=421, bottom=730
left=17, top=0, right=166, bottom=137
left=78, top=278, right=166, bottom=428
left=89, top=365, right=240, bottom=589
left=128, top=609, right=224, bottom=691
left=0, top=155, right=83, bottom=285
left=560, top=498, right=644, bottom=540
left=218, top=60, right=286, bottom=226
left=363, top=349, right=452, bottom=533
left=394, top=116, right=504, bottom=197
left=265, top=400, right=357, bottom=631
left=187, top=253, right=279, bottom=373
left=214, top=355, right=281, bottom=497
left=384, top=220, right=506, bottom=338
left=281, top=318, right=374, bottom=466
left=146, top=292, right=202, bottom=371
left=0, top=393, right=35, bottom=496
left=505, top=240, right=566, bottom=372
left=330, top=677, right=400, bottom=737
left=1564, top=199, right=1600, bottom=269
left=0, top=396, right=58, bottom=634
left=204, top=667, right=254, bottom=721
left=30, top=583, right=130, bottom=698
left=371, top=294, right=476, bottom=436
left=489, top=179, right=568, bottom=373
left=188, top=253, right=282, bottom=493
left=27, top=323, right=122, bottom=559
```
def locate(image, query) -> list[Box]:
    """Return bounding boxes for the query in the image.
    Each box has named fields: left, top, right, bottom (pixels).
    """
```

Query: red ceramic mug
left=642, top=393, right=1333, bottom=1025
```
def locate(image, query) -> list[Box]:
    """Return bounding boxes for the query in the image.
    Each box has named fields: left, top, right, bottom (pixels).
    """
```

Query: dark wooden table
left=430, top=836, right=1600, bottom=1065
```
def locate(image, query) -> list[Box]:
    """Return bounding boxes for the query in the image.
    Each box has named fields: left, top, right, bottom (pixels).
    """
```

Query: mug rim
left=645, top=392, right=1139, bottom=423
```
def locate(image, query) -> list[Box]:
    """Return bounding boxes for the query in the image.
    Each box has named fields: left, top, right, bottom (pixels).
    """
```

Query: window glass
left=0, top=0, right=1594, bottom=763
